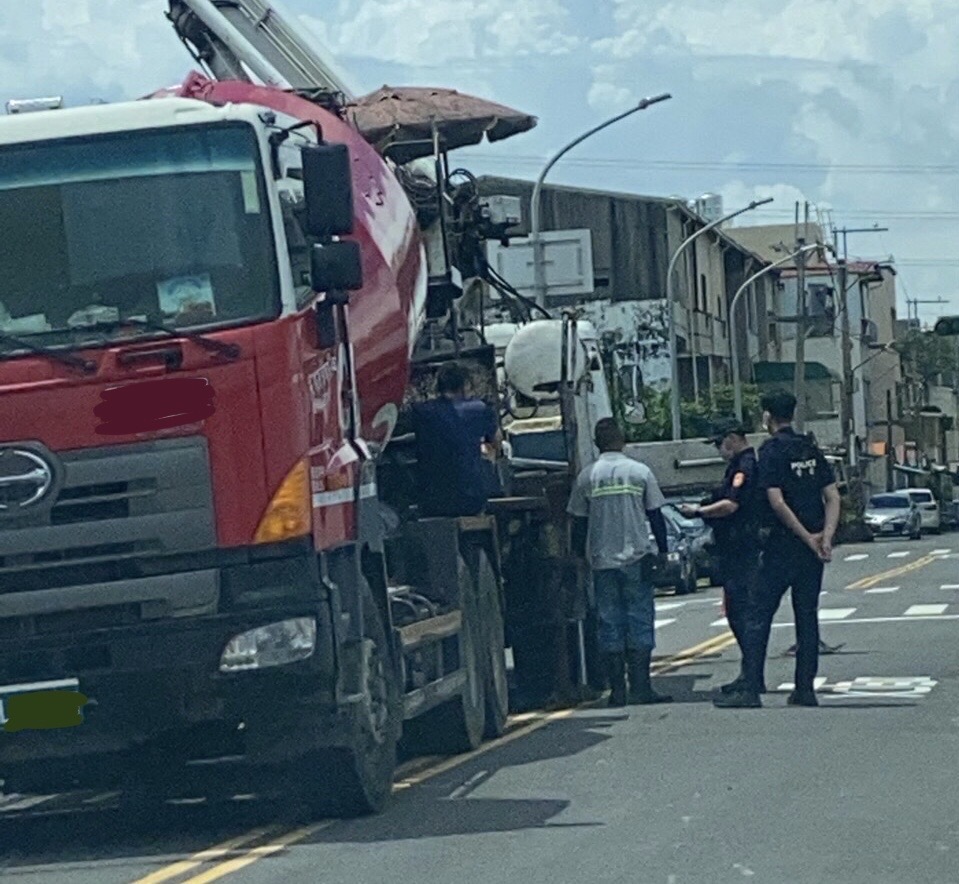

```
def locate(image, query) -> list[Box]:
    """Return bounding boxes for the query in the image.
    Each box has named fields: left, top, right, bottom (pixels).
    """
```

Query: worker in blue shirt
left=412, top=362, right=502, bottom=518
left=716, top=391, right=841, bottom=709
left=680, top=419, right=762, bottom=694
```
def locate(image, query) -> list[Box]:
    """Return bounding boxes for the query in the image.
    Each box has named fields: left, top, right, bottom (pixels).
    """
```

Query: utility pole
left=838, top=256, right=855, bottom=461
left=886, top=388, right=895, bottom=491
left=793, top=202, right=809, bottom=430
left=833, top=224, right=888, bottom=472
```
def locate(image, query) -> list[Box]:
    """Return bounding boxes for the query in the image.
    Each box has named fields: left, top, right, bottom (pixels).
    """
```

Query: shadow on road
left=0, top=712, right=620, bottom=867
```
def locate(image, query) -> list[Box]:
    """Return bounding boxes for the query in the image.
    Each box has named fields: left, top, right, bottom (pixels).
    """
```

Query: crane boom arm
left=168, top=0, right=356, bottom=98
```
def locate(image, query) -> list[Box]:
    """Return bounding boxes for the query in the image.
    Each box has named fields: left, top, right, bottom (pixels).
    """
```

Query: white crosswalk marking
left=820, top=608, right=856, bottom=620
left=655, top=601, right=686, bottom=612
left=931, top=549, right=951, bottom=556
left=866, top=586, right=900, bottom=594
left=711, top=617, right=729, bottom=628
left=655, top=618, right=677, bottom=629
left=845, top=554, right=869, bottom=562
left=0, top=794, right=59, bottom=812
left=905, top=604, right=948, bottom=616
left=942, top=585, right=959, bottom=590
left=887, top=551, right=910, bottom=559
left=777, top=676, right=828, bottom=693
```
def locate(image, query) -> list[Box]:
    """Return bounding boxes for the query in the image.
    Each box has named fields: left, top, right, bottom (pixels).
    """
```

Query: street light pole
left=728, top=243, right=820, bottom=422
left=667, top=197, right=774, bottom=440
left=530, top=93, right=672, bottom=308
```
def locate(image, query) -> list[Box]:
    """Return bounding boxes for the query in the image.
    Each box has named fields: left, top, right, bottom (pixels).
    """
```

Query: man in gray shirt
left=568, top=418, right=672, bottom=706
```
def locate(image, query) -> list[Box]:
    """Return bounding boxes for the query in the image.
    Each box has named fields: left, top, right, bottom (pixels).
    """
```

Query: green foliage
left=622, top=384, right=763, bottom=443
left=896, top=330, right=959, bottom=385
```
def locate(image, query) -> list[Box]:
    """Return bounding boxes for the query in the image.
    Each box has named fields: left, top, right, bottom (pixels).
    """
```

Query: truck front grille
left=0, top=437, right=215, bottom=594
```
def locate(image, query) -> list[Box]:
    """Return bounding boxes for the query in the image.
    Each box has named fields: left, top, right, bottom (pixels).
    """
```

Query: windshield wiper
left=0, top=331, right=96, bottom=374
left=73, top=318, right=241, bottom=360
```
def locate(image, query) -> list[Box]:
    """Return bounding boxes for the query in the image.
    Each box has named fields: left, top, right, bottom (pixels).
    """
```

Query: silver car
left=864, top=494, right=923, bottom=540
left=896, top=489, right=942, bottom=534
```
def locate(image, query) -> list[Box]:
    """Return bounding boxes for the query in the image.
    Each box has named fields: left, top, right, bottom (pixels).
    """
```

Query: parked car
left=648, top=516, right=699, bottom=595
left=663, top=503, right=717, bottom=585
left=864, top=494, right=923, bottom=540
left=896, top=489, right=941, bottom=534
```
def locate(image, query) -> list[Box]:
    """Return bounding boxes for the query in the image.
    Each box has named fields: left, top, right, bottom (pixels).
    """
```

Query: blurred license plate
left=881, top=524, right=896, bottom=532
left=0, top=678, right=85, bottom=732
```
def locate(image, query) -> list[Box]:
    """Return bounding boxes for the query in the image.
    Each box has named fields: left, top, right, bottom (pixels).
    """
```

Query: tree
left=896, top=330, right=959, bottom=387
left=621, top=384, right=763, bottom=443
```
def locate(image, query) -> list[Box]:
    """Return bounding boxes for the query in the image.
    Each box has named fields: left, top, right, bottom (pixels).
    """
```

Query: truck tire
left=474, top=549, right=509, bottom=739
left=417, top=557, right=486, bottom=755
left=304, top=578, right=400, bottom=818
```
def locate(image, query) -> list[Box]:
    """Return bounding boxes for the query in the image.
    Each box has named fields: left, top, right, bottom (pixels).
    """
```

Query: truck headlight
left=219, top=617, right=317, bottom=673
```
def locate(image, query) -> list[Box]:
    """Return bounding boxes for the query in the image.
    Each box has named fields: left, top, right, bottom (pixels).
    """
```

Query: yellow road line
left=132, top=827, right=278, bottom=884
left=846, top=553, right=938, bottom=590
left=178, top=824, right=331, bottom=884
left=130, top=630, right=736, bottom=883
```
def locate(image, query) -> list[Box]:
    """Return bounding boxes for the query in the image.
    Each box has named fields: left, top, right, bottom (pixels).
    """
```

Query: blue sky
left=3, top=0, right=958, bottom=322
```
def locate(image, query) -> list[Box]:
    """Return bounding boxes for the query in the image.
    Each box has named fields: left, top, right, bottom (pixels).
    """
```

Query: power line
left=460, top=152, right=959, bottom=175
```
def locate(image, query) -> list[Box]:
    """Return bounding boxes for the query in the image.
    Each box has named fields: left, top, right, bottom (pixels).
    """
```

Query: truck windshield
left=0, top=123, right=280, bottom=349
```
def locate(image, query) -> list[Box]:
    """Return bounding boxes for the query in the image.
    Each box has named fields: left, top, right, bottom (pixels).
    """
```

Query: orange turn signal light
left=254, top=459, right=312, bottom=544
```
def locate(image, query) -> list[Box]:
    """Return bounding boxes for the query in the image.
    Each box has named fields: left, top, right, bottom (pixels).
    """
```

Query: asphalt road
left=3, top=535, right=959, bottom=884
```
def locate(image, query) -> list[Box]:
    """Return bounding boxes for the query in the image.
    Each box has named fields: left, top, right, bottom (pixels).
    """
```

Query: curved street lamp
left=667, top=197, right=773, bottom=440
left=530, top=93, right=672, bottom=307
left=727, top=243, right=820, bottom=422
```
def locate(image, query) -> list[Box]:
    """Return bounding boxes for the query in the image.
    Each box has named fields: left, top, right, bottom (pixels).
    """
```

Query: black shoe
left=787, top=690, right=819, bottom=707
left=713, top=690, right=762, bottom=709
left=628, top=688, right=673, bottom=705
left=720, top=677, right=767, bottom=695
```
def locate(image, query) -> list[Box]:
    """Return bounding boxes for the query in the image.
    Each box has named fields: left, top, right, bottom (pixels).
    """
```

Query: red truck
left=0, top=5, right=557, bottom=816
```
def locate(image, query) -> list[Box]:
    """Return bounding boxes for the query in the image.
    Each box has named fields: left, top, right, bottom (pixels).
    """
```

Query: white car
left=895, top=489, right=941, bottom=534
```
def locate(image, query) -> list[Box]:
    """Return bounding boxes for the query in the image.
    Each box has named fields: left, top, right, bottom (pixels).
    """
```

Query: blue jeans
left=592, top=563, right=655, bottom=653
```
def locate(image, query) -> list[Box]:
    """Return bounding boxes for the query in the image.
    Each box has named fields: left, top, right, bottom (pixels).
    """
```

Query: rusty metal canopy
left=348, top=85, right=537, bottom=162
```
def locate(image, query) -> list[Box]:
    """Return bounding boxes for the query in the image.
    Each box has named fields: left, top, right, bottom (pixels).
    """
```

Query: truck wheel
left=474, top=549, right=509, bottom=739
left=421, top=557, right=486, bottom=755
left=304, top=579, right=400, bottom=818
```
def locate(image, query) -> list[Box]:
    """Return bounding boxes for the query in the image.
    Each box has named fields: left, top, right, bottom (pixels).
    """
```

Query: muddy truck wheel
left=412, top=556, right=486, bottom=755
left=473, top=548, right=509, bottom=739
left=303, top=579, right=400, bottom=818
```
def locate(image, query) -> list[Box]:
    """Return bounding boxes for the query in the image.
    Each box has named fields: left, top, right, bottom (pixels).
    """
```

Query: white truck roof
left=0, top=98, right=263, bottom=147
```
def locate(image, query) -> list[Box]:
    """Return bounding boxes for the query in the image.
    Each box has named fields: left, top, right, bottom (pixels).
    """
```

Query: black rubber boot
left=626, top=649, right=673, bottom=705
left=603, top=652, right=627, bottom=707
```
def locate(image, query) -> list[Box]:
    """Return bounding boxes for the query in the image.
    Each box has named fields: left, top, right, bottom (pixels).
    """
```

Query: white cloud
left=314, top=0, right=579, bottom=67
left=588, top=0, right=959, bottom=315
left=1, top=1, right=186, bottom=102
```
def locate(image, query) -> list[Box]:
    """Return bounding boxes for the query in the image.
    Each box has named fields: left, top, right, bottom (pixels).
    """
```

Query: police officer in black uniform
left=715, top=391, right=841, bottom=709
left=680, top=419, right=762, bottom=693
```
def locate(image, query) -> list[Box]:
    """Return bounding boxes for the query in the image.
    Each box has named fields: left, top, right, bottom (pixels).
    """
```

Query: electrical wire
left=459, top=152, right=959, bottom=176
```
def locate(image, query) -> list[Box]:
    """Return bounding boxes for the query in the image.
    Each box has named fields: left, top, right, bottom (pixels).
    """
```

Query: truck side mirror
left=311, top=241, right=364, bottom=293
left=301, top=143, right=354, bottom=238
